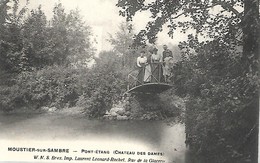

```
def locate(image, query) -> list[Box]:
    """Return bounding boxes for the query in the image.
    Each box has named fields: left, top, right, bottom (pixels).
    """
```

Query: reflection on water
left=0, top=113, right=188, bottom=163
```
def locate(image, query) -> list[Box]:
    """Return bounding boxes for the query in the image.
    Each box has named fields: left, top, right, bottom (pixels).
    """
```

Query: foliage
left=116, top=0, right=259, bottom=163
left=0, top=60, right=127, bottom=118
left=76, top=51, right=128, bottom=117
left=117, top=0, right=243, bottom=42
left=107, top=22, right=138, bottom=68
left=0, top=0, right=108, bottom=116
left=22, top=6, right=49, bottom=69
left=0, top=1, right=93, bottom=73
left=48, top=3, right=93, bottom=66
left=174, top=36, right=258, bottom=163
left=0, top=65, right=81, bottom=111
left=116, top=0, right=259, bottom=72
left=0, top=0, right=28, bottom=73
left=0, top=1, right=124, bottom=118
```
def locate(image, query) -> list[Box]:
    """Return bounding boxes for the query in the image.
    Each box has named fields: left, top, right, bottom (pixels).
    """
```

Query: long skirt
left=151, top=63, right=163, bottom=82
left=144, top=64, right=151, bottom=82
left=137, top=67, right=145, bottom=85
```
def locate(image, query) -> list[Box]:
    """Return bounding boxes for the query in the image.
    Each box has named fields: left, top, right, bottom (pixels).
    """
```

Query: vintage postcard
left=0, top=0, right=258, bottom=163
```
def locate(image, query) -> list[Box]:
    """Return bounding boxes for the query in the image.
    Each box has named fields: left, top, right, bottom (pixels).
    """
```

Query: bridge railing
left=127, top=62, right=166, bottom=91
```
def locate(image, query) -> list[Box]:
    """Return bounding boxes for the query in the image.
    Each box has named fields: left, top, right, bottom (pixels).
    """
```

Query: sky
left=20, top=0, right=191, bottom=54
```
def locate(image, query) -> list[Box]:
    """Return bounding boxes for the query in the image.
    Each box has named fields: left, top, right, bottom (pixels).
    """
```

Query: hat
left=153, top=47, right=158, bottom=52
left=149, top=46, right=158, bottom=53
left=148, top=48, right=154, bottom=53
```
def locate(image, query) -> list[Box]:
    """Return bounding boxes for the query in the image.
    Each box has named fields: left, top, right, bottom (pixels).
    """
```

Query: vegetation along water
left=0, top=1, right=258, bottom=163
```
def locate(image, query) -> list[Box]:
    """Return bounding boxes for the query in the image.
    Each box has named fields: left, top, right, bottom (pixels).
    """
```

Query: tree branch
left=170, top=4, right=219, bottom=20
left=217, top=1, right=240, bottom=16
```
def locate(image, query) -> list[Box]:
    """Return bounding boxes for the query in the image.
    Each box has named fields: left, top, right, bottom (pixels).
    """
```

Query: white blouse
left=151, top=54, right=162, bottom=62
left=137, top=56, right=147, bottom=67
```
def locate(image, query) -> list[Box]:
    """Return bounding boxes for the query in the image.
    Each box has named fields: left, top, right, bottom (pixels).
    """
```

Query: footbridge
left=124, top=63, right=172, bottom=95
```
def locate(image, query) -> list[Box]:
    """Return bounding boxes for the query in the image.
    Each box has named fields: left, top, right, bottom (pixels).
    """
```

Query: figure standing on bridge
left=136, top=50, right=151, bottom=84
left=162, top=45, right=173, bottom=62
left=151, top=47, right=161, bottom=63
left=162, top=45, right=174, bottom=82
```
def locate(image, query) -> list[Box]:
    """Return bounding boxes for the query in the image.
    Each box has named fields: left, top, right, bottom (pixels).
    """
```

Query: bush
left=0, top=58, right=128, bottom=117
left=173, top=38, right=259, bottom=163
left=76, top=60, right=127, bottom=117
left=0, top=65, right=81, bottom=111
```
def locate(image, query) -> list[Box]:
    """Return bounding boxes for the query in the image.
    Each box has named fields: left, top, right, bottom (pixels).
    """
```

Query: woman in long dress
left=144, top=51, right=152, bottom=83
left=137, top=50, right=152, bottom=84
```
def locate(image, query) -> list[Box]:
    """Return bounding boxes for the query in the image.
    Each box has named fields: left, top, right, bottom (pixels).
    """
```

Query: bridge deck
left=124, top=62, right=173, bottom=95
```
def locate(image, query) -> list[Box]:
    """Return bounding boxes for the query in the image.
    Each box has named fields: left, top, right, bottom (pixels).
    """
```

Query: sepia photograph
left=0, top=0, right=259, bottom=163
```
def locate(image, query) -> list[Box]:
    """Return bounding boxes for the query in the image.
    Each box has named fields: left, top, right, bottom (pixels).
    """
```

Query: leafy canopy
left=117, top=0, right=249, bottom=44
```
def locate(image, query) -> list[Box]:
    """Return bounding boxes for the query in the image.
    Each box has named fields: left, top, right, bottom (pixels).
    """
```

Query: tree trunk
left=242, top=0, right=259, bottom=73
left=242, top=1, right=259, bottom=162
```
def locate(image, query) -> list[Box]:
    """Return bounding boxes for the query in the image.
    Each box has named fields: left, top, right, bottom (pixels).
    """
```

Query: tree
left=242, top=0, right=259, bottom=73
left=66, top=9, right=94, bottom=66
left=49, top=3, right=93, bottom=66
left=22, top=6, right=49, bottom=69
left=48, top=2, right=68, bottom=65
left=107, top=22, right=137, bottom=68
left=74, top=50, right=127, bottom=117
left=0, top=0, right=10, bottom=73
left=116, top=0, right=259, bottom=72
left=0, top=0, right=28, bottom=73
left=0, top=0, right=9, bottom=43
left=0, top=1, right=93, bottom=71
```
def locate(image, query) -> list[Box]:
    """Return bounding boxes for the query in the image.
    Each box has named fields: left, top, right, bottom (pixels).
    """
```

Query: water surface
left=0, top=113, right=187, bottom=163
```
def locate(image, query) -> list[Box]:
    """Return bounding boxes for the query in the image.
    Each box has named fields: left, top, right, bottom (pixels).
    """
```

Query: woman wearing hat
left=136, top=50, right=149, bottom=84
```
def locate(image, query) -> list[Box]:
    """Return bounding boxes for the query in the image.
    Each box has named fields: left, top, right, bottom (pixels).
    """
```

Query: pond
left=0, top=113, right=189, bottom=163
